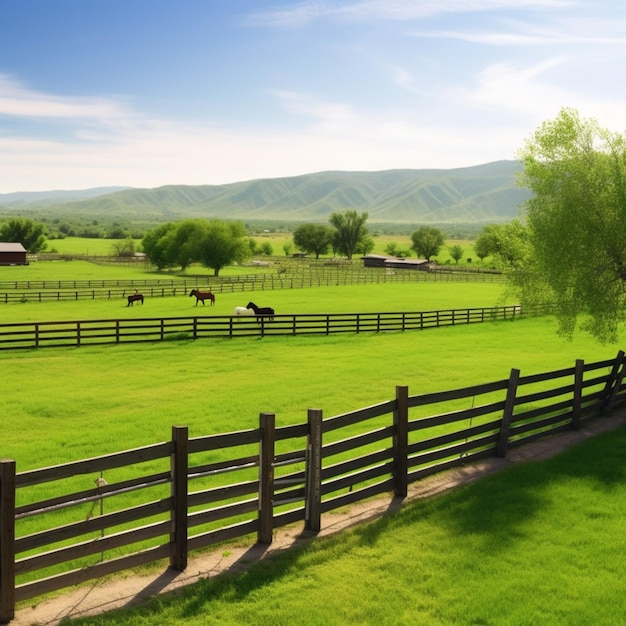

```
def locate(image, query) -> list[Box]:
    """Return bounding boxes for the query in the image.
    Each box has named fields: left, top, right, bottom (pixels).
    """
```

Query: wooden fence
left=1, top=350, right=625, bottom=622
left=0, top=267, right=505, bottom=303
left=0, top=305, right=533, bottom=350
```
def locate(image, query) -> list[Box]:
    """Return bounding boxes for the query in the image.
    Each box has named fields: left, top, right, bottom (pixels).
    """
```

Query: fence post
left=258, top=412, right=275, bottom=544
left=170, top=426, right=188, bottom=571
left=0, top=459, right=16, bottom=624
left=497, top=368, right=520, bottom=457
left=305, top=408, right=323, bottom=532
left=572, top=359, right=584, bottom=430
left=602, top=350, right=626, bottom=413
left=393, top=386, right=409, bottom=498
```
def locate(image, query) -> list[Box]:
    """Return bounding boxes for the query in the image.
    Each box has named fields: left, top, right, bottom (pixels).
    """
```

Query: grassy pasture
left=251, top=232, right=479, bottom=263
left=0, top=257, right=507, bottom=323
left=44, top=234, right=484, bottom=265
left=0, top=277, right=507, bottom=323
left=1, top=314, right=618, bottom=470
left=44, top=237, right=140, bottom=256
left=4, top=259, right=626, bottom=622
left=0, top=261, right=618, bottom=469
left=69, top=421, right=626, bottom=626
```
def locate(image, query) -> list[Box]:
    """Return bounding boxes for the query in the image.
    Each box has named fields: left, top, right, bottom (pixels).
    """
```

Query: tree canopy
left=329, top=210, right=370, bottom=259
left=513, top=107, right=626, bottom=343
left=0, top=218, right=47, bottom=253
left=474, top=221, right=530, bottom=268
left=142, top=219, right=249, bottom=275
left=293, top=223, right=333, bottom=258
left=197, top=220, right=249, bottom=276
left=410, top=226, right=444, bottom=261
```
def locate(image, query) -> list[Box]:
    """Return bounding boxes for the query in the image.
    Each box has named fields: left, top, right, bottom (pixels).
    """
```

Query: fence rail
left=1, top=350, right=625, bottom=622
left=0, top=267, right=504, bottom=302
left=0, top=305, right=536, bottom=350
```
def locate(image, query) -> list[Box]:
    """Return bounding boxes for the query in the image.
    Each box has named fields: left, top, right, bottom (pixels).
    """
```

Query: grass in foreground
left=67, top=420, right=626, bottom=625
left=1, top=315, right=619, bottom=470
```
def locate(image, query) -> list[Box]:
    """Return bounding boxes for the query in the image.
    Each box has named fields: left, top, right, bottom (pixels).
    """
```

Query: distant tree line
left=0, top=218, right=47, bottom=253
left=292, top=211, right=374, bottom=259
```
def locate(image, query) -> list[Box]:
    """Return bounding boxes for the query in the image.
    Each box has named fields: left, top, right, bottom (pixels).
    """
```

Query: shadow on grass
left=69, top=420, right=626, bottom=625
left=358, top=420, right=626, bottom=551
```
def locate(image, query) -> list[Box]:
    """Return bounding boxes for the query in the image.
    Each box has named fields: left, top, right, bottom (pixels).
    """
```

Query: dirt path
left=12, top=414, right=626, bottom=626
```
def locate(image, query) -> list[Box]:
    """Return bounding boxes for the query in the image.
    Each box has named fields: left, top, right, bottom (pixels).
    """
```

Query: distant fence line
left=0, top=304, right=544, bottom=351
left=1, top=350, right=625, bottom=622
left=0, top=266, right=505, bottom=300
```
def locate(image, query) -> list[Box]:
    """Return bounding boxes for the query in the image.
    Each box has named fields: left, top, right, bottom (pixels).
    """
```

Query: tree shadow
left=68, top=421, right=626, bottom=624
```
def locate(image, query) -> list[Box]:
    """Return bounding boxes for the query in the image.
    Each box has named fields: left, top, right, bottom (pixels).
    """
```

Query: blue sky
left=1, top=0, right=625, bottom=193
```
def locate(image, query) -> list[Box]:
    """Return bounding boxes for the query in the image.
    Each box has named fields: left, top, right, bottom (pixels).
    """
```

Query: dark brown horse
left=190, top=289, right=215, bottom=306
left=246, top=301, right=274, bottom=321
left=127, top=293, right=144, bottom=307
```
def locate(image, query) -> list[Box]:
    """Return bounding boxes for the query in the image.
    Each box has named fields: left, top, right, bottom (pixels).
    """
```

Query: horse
left=232, top=306, right=255, bottom=318
left=126, top=293, right=144, bottom=307
left=189, top=289, right=215, bottom=306
left=246, top=301, right=275, bottom=321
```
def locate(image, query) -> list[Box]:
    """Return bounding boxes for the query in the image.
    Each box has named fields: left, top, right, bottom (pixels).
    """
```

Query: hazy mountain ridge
left=0, top=187, right=130, bottom=206
left=0, top=161, right=528, bottom=223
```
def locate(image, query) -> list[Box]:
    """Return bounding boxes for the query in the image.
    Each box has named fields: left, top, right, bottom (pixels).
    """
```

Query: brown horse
left=127, top=293, right=144, bottom=307
left=189, top=289, right=215, bottom=306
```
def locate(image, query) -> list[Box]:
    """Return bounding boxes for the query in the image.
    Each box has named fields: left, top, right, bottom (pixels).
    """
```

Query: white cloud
left=247, top=0, right=579, bottom=27
left=0, top=74, right=131, bottom=124
left=413, top=15, right=626, bottom=47
left=0, top=77, right=522, bottom=193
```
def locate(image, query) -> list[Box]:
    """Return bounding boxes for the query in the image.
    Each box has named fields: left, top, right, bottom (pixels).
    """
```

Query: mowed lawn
left=0, top=268, right=621, bottom=471
left=1, top=313, right=621, bottom=471
left=0, top=261, right=505, bottom=323
left=4, top=261, right=626, bottom=624
left=69, top=417, right=626, bottom=626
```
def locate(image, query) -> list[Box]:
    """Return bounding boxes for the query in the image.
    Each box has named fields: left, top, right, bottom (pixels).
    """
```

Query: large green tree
left=143, top=219, right=249, bottom=274
left=410, top=226, right=444, bottom=261
left=141, top=223, right=177, bottom=270
left=293, top=223, right=333, bottom=258
left=515, top=107, right=626, bottom=342
left=474, top=221, right=530, bottom=268
left=197, top=220, right=249, bottom=276
left=0, top=218, right=47, bottom=253
left=449, top=244, right=464, bottom=265
left=474, top=224, right=503, bottom=262
left=329, top=210, right=369, bottom=260
left=172, top=219, right=208, bottom=271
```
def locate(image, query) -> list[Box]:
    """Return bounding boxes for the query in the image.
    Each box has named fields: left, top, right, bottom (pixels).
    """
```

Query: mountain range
left=0, top=160, right=528, bottom=224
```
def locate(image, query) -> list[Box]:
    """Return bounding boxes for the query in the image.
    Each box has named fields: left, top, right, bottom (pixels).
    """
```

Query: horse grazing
left=127, top=293, right=144, bottom=307
left=246, top=301, right=275, bottom=321
left=233, top=306, right=255, bottom=318
left=189, top=289, right=215, bottom=306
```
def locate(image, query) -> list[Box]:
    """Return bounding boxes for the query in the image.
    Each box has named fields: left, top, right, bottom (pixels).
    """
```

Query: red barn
left=0, top=242, right=28, bottom=265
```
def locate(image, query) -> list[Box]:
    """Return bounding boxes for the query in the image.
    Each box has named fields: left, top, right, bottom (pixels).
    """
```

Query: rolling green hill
left=0, top=160, right=529, bottom=224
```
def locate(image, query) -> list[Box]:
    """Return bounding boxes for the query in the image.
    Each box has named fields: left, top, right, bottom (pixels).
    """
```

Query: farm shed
left=362, top=254, right=431, bottom=270
left=0, top=242, right=28, bottom=266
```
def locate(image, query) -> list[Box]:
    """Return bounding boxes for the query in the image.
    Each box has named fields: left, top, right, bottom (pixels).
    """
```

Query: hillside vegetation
left=0, top=161, right=528, bottom=225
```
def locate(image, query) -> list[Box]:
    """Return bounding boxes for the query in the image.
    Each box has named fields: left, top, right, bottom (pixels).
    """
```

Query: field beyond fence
left=1, top=349, right=625, bottom=623
left=0, top=265, right=505, bottom=304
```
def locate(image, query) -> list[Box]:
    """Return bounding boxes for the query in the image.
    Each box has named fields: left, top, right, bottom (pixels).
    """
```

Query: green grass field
left=0, top=277, right=507, bottom=324
left=1, top=312, right=618, bottom=471
left=67, top=420, right=626, bottom=626
left=0, top=261, right=619, bottom=469
left=44, top=234, right=484, bottom=265
left=3, top=257, right=625, bottom=624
